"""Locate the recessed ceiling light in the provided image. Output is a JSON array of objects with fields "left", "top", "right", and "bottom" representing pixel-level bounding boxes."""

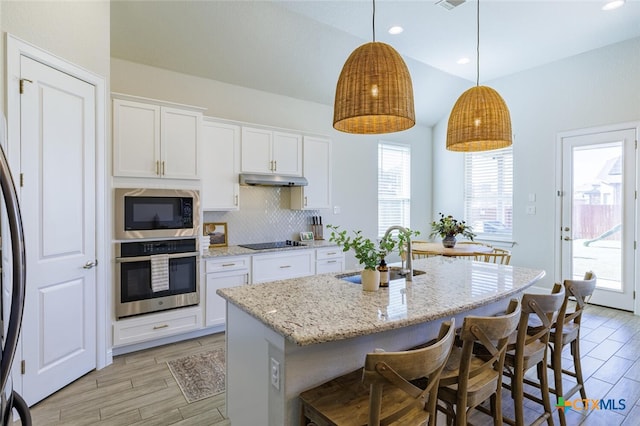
[
  {"left": 457, "top": 57, "right": 471, "bottom": 65},
  {"left": 602, "top": 0, "right": 624, "bottom": 10},
  {"left": 388, "top": 26, "right": 404, "bottom": 35}
]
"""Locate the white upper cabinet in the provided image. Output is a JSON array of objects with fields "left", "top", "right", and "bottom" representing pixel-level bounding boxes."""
[
  {"left": 113, "top": 95, "right": 203, "bottom": 179},
  {"left": 241, "top": 126, "right": 302, "bottom": 176},
  {"left": 201, "top": 119, "right": 240, "bottom": 211},
  {"left": 291, "top": 136, "right": 332, "bottom": 210}
]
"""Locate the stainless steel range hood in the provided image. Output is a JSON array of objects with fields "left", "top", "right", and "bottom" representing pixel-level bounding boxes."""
[{"left": 239, "top": 173, "right": 308, "bottom": 187}]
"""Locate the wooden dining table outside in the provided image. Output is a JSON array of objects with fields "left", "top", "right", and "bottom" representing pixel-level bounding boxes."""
[{"left": 412, "top": 241, "right": 494, "bottom": 257}]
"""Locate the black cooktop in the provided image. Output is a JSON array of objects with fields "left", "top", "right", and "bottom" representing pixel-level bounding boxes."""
[{"left": 239, "top": 240, "right": 305, "bottom": 250}]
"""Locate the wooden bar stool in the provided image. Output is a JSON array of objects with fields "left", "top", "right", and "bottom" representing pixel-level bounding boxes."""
[
  {"left": 547, "top": 272, "right": 597, "bottom": 426},
  {"left": 299, "top": 319, "right": 456, "bottom": 426},
  {"left": 501, "top": 288, "right": 565, "bottom": 426},
  {"left": 437, "top": 299, "right": 521, "bottom": 426}
]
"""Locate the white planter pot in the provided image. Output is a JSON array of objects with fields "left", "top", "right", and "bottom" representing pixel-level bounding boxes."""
[{"left": 361, "top": 269, "right": 380, "bottom": 292}]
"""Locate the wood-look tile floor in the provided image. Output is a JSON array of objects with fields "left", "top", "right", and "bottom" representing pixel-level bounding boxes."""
[
  {"left": 23, "top": 304, "right": 640, "bottom": 425},
  {"left": 24, "top": 333, "right": 229, "bottom": 426}
]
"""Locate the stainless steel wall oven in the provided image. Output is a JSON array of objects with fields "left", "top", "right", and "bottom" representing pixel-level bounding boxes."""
[{"left": 115, "top": 238, "right": 199, "bottom": 318}]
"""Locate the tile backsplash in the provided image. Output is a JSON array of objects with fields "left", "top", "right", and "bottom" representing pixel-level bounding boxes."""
[{"left": 203, "top": 186, "right": 325, "bottom": 245}]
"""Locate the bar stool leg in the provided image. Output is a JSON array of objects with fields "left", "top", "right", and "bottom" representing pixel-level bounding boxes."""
[
  {"left": 572, "top": 338, "right": 587, "bottom": 400},
  {"left": 551, "top": 345, "right": 567, "bottom": 426},
  {"left": 537, "top": 354, "right": 554, "bottom": 426},
  {"left": 513, "top": 365, "right": 524, "bottom": 426}
]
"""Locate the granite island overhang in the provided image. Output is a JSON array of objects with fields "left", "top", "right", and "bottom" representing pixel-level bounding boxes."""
[{"left": 217, "top": 256, "right": 545, "bottom": 425}]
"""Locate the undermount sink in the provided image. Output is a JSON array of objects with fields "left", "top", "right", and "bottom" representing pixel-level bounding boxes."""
[{"left": 336, "top": 268, "right": 426, "bottom": 284}]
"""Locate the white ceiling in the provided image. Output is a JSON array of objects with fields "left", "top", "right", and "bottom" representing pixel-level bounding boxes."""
[{"left": 111, "top": 0, "right": 640, "bottom": 127}]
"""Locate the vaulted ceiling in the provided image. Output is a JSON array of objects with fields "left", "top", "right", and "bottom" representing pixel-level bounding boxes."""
[{"left": 111, "top": 1, "right": 640, "bottom": 126}]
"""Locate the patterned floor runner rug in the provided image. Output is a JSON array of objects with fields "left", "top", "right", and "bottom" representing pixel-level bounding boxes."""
[{"left": 167, "top": 348, "right": 226, "bottom": 403}]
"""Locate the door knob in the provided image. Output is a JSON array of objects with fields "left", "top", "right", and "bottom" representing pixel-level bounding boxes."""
[
  {"left": 564, "top": 227, "right": 570, "bottom": 231},
  {"left": 83, "top": 260, "right": 98, "bottom": 269}
]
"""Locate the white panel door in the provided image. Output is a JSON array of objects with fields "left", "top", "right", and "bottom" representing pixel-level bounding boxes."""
[{"left": 19, "top": 55, "right": 97, "bottom": 405}]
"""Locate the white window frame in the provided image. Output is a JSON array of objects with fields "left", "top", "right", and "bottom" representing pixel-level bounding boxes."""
[
  {"left": 378, "top": 142, "right": 411, "bottom": 237},
  {"left": 464, "top": 147, "right": 513, "bottom": 242}
]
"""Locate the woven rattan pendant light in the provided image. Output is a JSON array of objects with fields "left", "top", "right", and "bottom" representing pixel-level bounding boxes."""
[
  {"left": 446, "top": 0, "right": 512, "bottom": 152},
  {"left": 333, "top": 0, "right": 415, "bottom": 134}
]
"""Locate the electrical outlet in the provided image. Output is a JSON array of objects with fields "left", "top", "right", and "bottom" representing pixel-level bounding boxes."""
[{"left": 270, "top": 357, "right": 280, "bottom": 390}]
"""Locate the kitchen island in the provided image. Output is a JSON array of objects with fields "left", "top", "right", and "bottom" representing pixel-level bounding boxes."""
[{"left": 217, "top": 256, "right": 545, "bottom": 425}]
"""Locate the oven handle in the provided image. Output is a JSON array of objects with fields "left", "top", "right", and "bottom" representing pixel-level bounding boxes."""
[{"left": 115, "top": 251, "right": 200, "bottom": 263}]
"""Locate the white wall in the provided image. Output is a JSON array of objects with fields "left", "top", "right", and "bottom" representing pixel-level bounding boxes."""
[
  {"left": 433, "top": 37, "right": 640, "bottom": 288},
  {"left": 111, "top": 59, "right": 433, "bottom": 268},
  {"left": 0, "top": 1, "right": 111, "bottom": 105}
]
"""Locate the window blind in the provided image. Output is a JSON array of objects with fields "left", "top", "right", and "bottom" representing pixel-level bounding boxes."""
[
  {"left": 378, "top": 143, "right": 411, "bottom": 237},
  {"left": 464, "top": 147, "right": 513, "bottom": 239}
]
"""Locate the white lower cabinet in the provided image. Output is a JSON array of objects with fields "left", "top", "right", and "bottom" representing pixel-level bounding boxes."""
[
  {"left": 252, "top": 250, "right": 315, "bottom": 284},
  {"left": 113, "top": 247, "right": 340, "bottom": 348},
  {"left": 113, "top": 306, "right": 202, "bottom": 347},
  {"left": 205, "top": 256, "right": 250, "bottom": 327},
  {"left": 316, "top": 247, "right": 346, "bottom": 274}
]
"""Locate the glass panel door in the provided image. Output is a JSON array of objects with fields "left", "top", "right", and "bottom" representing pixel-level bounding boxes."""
[{"left": 561, "top": 128, "right": 636, "bottom": 311}]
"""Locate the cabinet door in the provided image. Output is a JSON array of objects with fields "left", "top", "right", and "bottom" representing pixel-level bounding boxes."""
[
  {"left": 161, "top": 106, "right": 201, "bottom": 179},
  {"left": 241, "top": 127, "right": 273, "bottom": 174},
  {"left": 316, "top": 258, "right": 345, "bottom": 274},
  {"left": 252, "top": 251, "right": 314, "bottom": 284},
  {"left": 291, "top": 136, "right": 331, "bottom": 209},
  {"left": 273, "top": 131, "right": 302, "bottom": 176},
  {"left": 201, "top": 120, "right": 240, "bottom": 211},
  {"left": 205, "top": 270, "right": 249, "bottom": 327},
  {"left": 113, "top": 99, "right": 161, "bottom": 178}
]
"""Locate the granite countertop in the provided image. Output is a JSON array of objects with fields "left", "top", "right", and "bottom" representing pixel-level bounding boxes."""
[
  {"left": 201, "top": 240, "right": 339, "bottom": 258},
  {"left": 217, "top": 256, "right": 545, "bottom": 346}
]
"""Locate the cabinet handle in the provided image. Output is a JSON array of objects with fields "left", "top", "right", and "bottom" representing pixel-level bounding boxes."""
[
  {"left": 156, "top": 161, "right": 160, "bottom": 175},
  {"left": 153, "top": 324, "right": 169, "bottom": 330},
  {"left": 162, "top": 161, "right": 165, "bottom": 175},
  {"left": 327, "top": 260, "right": 337, "bottom": 264},
  {"left": 234, "top": 195, "right": 238, "bottom": 206},
  {"left": 222, "top": 263, "right": 236, "bottom": 267},
  {"left": 269, "top": 160, "right": 273, "bottom": 171},
  {"left": 326, "top": 252, "right": 337, "bottom": 256},
  {"left": 304, "top": 196, "right": 308, "bottom": 207},
  {"left": 273, "top": 160, "right": 277, "bottom": 171},
  {"left": 279, "top": 265, "right": 291, "bottom": 269}
]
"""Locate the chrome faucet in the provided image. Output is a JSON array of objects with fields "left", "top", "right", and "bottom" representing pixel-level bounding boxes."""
[{"left": 383, "top": 226, "right": 413, "bottom": 282}]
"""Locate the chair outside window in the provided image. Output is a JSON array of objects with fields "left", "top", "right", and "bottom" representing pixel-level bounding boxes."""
[
  {"left": 299, "top": 319, "right": 456, "bottom": 426},
  {"left": 437, "top": 299, "right": 521, "bottom": 426},
  {"left": 501, "top": 288, "right": 565, "bottom": 426},
  {"left": 547, "top": 272, "right": 597, "bottom": 426}
]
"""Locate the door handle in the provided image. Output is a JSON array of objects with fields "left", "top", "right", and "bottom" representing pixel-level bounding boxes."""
[
  {"left": 83, "top": 260, "right": 98, "bottom": 269},
  {"left": 563, "top": 237, "right": 572, "bottom": 241}
]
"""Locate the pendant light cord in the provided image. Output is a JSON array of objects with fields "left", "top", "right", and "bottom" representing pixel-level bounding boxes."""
[
  {"left": 476, "top": 0, "right": 480, "bottom": 86},
  {"left": 372, "top": 0, "right": 376, "bottom": 42}
]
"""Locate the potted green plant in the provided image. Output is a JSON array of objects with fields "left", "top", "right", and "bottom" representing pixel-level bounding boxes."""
[
  {"left": 430, "top": 213, "right": 476, "bottom": 248},
  {"left": 327, "top": 225, "right": 397, "bottom": 291}
]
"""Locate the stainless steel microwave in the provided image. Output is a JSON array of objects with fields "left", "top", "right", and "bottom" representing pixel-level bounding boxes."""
[{"left": 114, "top": 188, "right": 200, "bottom": 240}]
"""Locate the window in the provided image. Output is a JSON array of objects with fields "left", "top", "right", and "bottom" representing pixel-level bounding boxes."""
[
  {"left": 464, "top": 147, "right": 513, "bottom": 240},
  {"left": 378, "top": 142, "right": 411, "bottom": 236}
]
